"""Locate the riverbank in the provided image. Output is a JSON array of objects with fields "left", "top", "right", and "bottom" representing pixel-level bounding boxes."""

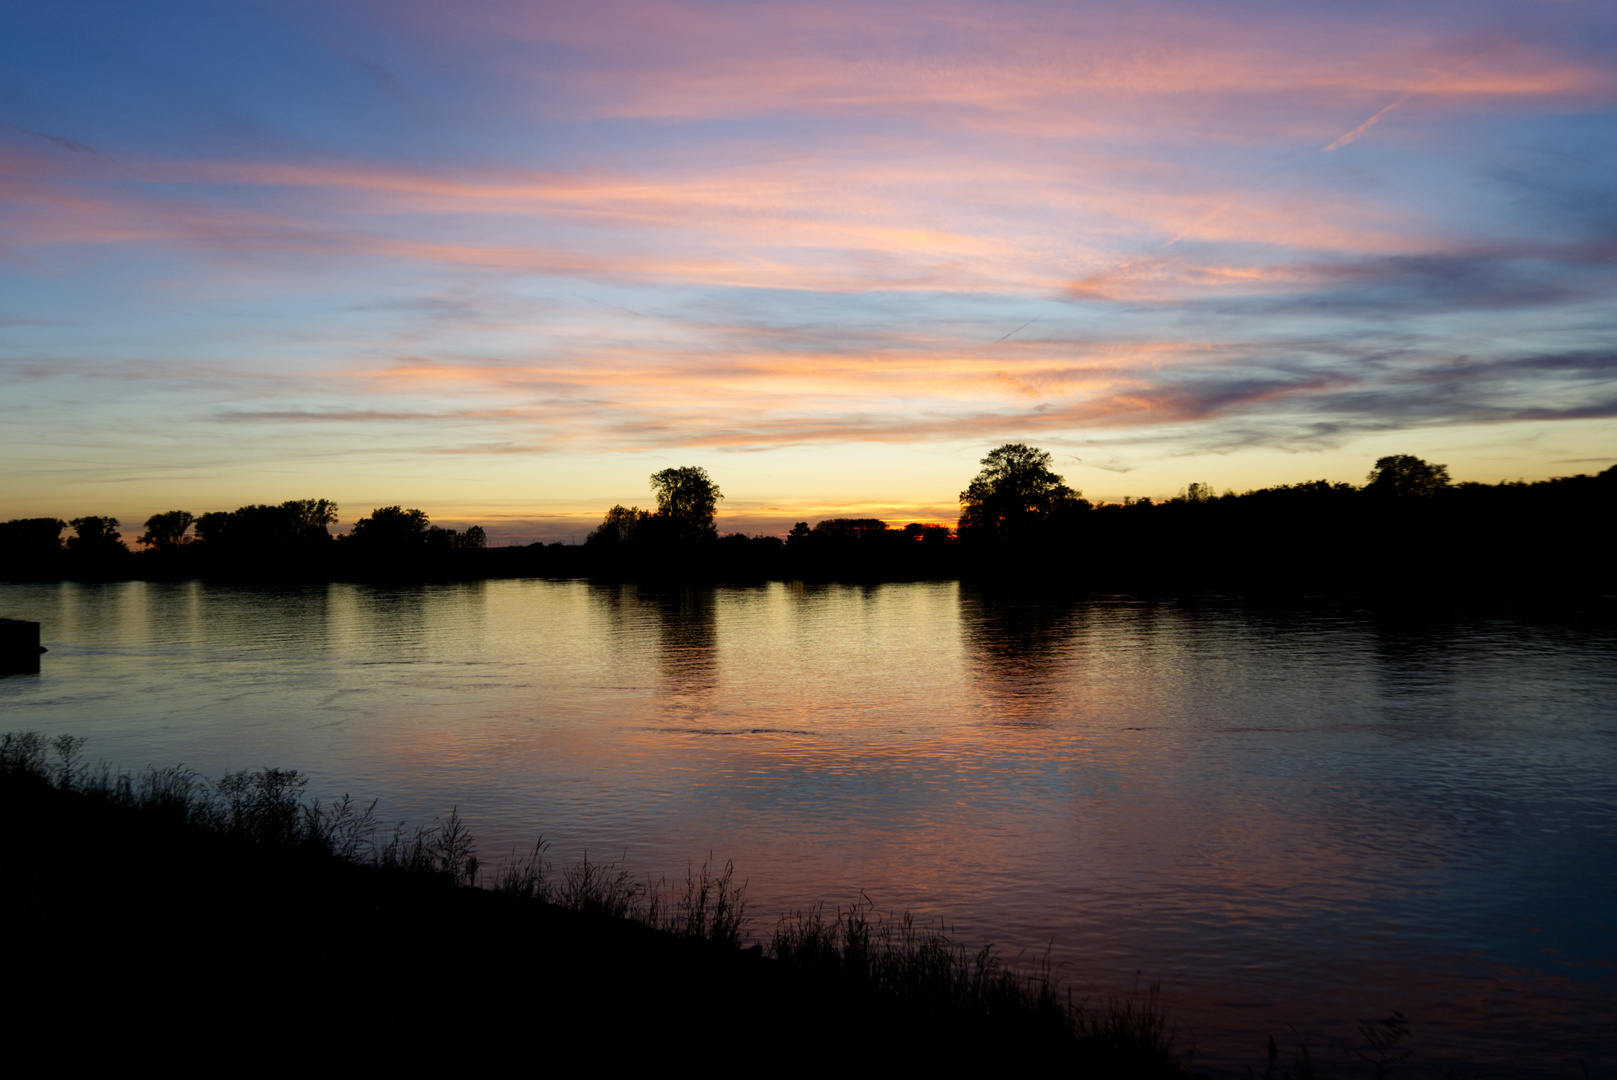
[
  {"left": 1, "top": 734, "right": 1187, "bottom": 1073},
  {"left": 5, "top": 461, "right": 1613, "bottom": 595}
]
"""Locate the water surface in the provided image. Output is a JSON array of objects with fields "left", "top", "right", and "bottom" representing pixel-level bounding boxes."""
[{"left": 2, "top": 579, "right": 1613, "bottom": 1075}]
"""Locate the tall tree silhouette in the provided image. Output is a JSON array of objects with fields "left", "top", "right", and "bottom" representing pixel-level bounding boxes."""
[
  {"left": 138, "top": 510, "right": 195, "bottom": 549},
  {"left": 648, "top": 466, "right": 723, "bottom": 544},
  {"left": 1366, "top": 455, "right": 1451, "bottom": 499},
  {"left": 958, "top": 444, "right": 1083, "bottom": 543},
  {"left": 66, "top": 516, "right": 123, "bottom": 554},
  {"left": 349, "top": 506, "right": 430, "bottom": 551}
]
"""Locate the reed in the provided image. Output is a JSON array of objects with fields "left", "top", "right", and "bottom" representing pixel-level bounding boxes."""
[
  {"left": 2, "top": 731, "right": 767, "bottom": 951},
  {"left": 2, "top": 730, "right": 1524, "bottom": 1075},
  {"left": 770, "top": 896, "right": 1184, "bottom": 1075},
  {"left": 2, "top": 729, "right": 1183, "bottom": 1072}
]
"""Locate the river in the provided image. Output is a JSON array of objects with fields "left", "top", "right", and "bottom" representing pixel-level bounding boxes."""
[{"left": 1, "top": 579, "right": 1613, "bottom": 1075}]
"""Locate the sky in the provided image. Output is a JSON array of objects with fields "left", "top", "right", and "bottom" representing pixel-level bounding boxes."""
[{"left": 2, "top": 0, "right": 1614, "bottom": 542}]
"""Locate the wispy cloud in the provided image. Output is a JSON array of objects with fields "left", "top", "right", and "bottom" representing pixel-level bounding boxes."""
[{"left": 2, "top": 0, "right": 1615, "bottom": 518}]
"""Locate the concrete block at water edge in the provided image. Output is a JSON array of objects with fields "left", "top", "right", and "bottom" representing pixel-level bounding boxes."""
[{"left": 0, "top": 618, "right": 43, "bottom": 675}]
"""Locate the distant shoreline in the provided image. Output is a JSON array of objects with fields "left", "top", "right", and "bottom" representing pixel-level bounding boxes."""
[
  {"left": 0, "top": 541, "right": 1612, "bottom": 599},
  {"left": 4, "top": 458, "right": 1613, "bottom": 595}
]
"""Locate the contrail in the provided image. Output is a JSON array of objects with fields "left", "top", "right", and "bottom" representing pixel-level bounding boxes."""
[
  {"left": 993, "top": 319, "right": 1036, "bottom": 344},
  {"left": 1324, "top": 93, "right": 1411, "bottom": 152},
  {"left": 1166, "top": 202, "right": 1232, "bottom": 246},
  {"left": 1323, "top": 52, "right": 1481, "bottom": 153}
]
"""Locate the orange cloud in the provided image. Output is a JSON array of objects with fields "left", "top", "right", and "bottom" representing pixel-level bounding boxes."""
[{"left": 2, "top": 136, "right": 1434, "bottom": 307}]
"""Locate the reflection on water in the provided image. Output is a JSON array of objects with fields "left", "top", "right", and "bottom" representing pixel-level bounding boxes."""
[
  {"left": 959, "top": 587, "right": 1083, "bottom": 724},
  {"left": 588, "top": 583, "right": 720, "bottom": 703},
  {"left": 647, "top": 586, "right": 719, "bottom": 698},
  {"left": 1, "top": 579, "right": 1614, "bottom": 1077}
]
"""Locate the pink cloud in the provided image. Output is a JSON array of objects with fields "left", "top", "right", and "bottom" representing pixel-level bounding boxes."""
[
  {"left": 434, "top": 1, "right": 1617, "bottom": 135},
  {"left": 2, "top": 133, "right": 1434, "bottom": 306}
]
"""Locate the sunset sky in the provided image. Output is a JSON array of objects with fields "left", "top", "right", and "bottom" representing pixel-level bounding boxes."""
[{"left": 3, "top": 0, "right": 1614, "bottom": 541}]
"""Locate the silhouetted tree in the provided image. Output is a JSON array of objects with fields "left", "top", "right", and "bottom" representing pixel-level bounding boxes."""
[
  {"left": 426, "top": 524, "right": 488, "bottom": 551},
  {"left": 786, "top": 522, "right": 812, "bottom": 547},
  {"left": 1176, "top": 482, "right": 1215, "bottom": 505},
  {"left": 812, "top": 518, "right": 888, "bottom": 542},
  {"left": 958, "top": 444, "right": 1083, "bottom": 543},
  {"left": 0, "top": 518, "right": 67, "bottom": 577},
  {"left": 900, "top": 522, "right": 952, "bottom": 543},
  {"left": 138, "top": 510, "right": 195, "bottom": 549},
  {"left": 586, "top": 505, "right": 650, "bottom": 547},
  {"left": 349, "top": 506, "right": 430, "bottom": 551},
  {"left": 0, "top": 518, "right": 66, "bottom": 558},
  {"left": 194, "top": 499, "right": 338, "bottom": 553},
  {"left": 1366, "top": 455, "right": 1451, "bottom": 499},
  {"left": 66, "top": 516, "right": 123, "bottom": 554},
  {"left": 281, "top": 498, "right": 340, "bottom": 538},
  {"left": 194, "top": 511, "right": 228, "bottom": 544},
  {"left": 648, "top": 466, "right": 723, "bottom": 544}
]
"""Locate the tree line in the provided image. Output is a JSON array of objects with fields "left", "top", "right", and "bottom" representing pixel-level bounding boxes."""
[
  {"left": 935, "top": 445, "right": 1615, "bottom": 594},
  {"left": 2, "top": 448, "right": 1612, "bottom": 593},
  {"left": 0, "top": 500, "right": 485, "bottom": 581},
  {"left": 551, "top": 447, "right": 1614, "bottom": 593}
]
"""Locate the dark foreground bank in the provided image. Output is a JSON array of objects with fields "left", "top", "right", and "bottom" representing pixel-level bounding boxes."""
[{"left": 1, "top": 733, "right": 1186, "bottom": 1074}]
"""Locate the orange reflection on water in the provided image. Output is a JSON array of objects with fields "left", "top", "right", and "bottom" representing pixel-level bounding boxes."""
[{"left": 3, "top": 579, "right": 1613, "bottom": 1075}]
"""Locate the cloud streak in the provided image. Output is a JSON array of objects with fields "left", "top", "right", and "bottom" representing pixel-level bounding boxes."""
[{"left": 1324, "top": 94, "right": 1412, "bottom": 151}]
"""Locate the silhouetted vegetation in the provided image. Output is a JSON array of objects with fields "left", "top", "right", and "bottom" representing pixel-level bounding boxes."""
[
  {"left": 0, "top": 517, "right": 72, "bottom": 573},
  {"left": 1054, "top": 454, "right": 1616, "bottom": 596},
  {"left": 582, "top": 465, "right": 731, "bottom": 573},
  {"left": 136, "top": 509, "right": 195, "bottom": 550},
  {"left": 958, "top": 441, "right": 1089, "bottom": 546},
  {"left": 2, "top": 730, "right": 1191, "bottom": 1072},
  {"left": 2, "top": 451, "right": 1611, "bottom": 593},
  {"left": 649, "top": 464, "right": 723, "bottom": 545},
  {"left": 770, "top": 899, "right": 1183, "bottom": 1076},
  {"left": 570, "top": 469, "right": 956, "bottom": 579},
  {"left": 1, "top": 498, "right": 487, "bottom": 582},
  {"left": 538, "top": 450, "right": 1615, "bottom": 594},
  {"left": 1365, "top": 454, "right": 1452, "bottom": 501},
  {"left": 4, "top": 729, "right": 1516, "bottom": 1073}
]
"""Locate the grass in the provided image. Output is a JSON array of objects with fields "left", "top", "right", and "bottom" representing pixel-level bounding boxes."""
[
  {"left": 7, "top": 729, "right": 1527, "bottom": 1075},
  {"left": 0, "top": 729, "right": 1192, "bottom": 1071},
  {"left": 770, "top": 897, "right": 1183, "bottom": 1075},
  {"left": 2, "top": 731, "right": 750, "bottom": 942}
]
